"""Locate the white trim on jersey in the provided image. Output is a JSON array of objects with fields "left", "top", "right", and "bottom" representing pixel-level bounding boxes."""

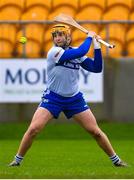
[{"left": 47, "top": 46, "right": 65, "bottom": 63}]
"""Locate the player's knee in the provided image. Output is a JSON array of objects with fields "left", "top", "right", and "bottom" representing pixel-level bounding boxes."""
[
  {"left": 90, "top": 129, "right": 102, "bottom": 139},
  {"left": 27, "top": 127, "right": 41, "bottom": 138}
]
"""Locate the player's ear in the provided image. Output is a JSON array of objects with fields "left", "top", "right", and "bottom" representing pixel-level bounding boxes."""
[{"left": 66, "top": 35, "right": 72, "bottom": 46}]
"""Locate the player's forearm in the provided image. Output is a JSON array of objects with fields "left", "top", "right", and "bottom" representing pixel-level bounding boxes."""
[
  {"left": 81, "top": 49, "right": 102, "bottom": 73},
  {"left": 59, "top": 37, "right": 92, "bottom": 62}
]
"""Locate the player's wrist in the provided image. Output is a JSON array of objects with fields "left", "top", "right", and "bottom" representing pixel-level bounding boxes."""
[
  {"left": 93, "top": 37, "right": 101, "bottom": 49},
  {"left": 87, "top": 31, "right": 96, "bottom": 38}
]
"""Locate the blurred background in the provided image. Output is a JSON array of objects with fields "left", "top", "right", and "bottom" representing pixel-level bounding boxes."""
[{"left": 0, "top": 0, "right": 134, "bottom": 122}]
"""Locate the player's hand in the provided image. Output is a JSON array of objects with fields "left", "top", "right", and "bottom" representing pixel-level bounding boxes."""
[
  {"left": 95, "top": 35, "right": 101, "bottom": 41},
  {"left": 93, "top": 35, "right": 101, "bottom": 49},
  {"left": 87, "top": 31, "right": 96, "bottom": 38}
]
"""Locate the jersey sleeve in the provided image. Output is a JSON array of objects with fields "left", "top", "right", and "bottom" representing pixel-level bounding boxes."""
[
  {"left": 79, "top": 56, "right": 88, "bottom": 63},
  {"left": 80, "top": 49, "right": 102, "bottom": 73},
  {"left": 47, "top": 47, "right": 65, "bottom": 63},
  {"left": 59, "top": 37, "right": 92, "bottom": 62}
]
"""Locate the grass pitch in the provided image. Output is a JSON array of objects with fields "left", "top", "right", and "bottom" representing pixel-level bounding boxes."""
[{"left": 0, "top": 121, "right": 134, "bottom": 178}]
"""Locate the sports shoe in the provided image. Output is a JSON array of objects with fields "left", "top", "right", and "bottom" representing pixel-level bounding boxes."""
[
  {"left": 8, "top": 160, "right": 20, "bottom": 167},
  {"left": 114, "top": 160, "right": 128, "bottom": 167}
]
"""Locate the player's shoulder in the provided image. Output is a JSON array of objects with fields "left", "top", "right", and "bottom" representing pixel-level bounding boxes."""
[
  {"left": 47, "top": 46, "right": 63, "bottom": 56},
  {"left": 47, "top": 46, "right": 65, "bottom": 60}
]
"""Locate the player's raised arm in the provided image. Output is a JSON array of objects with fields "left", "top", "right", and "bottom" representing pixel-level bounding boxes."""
[
  {"left": 59, "top": 31, "right": 96, "bottom": 62},
  {"left": 80, "top": 37, "right": 103, "bottom": 73}
]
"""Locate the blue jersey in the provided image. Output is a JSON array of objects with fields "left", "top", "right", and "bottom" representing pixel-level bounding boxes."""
[
  {"left": 46, "top": 46, "right": 87, "bottom": 97},
  {"left": 46, "top": 37, "right": 102, "bottom": 97}
]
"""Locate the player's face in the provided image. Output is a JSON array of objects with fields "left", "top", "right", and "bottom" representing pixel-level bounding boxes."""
[{"left": 53, "top": 32, "right": 67, "bottom": 47}]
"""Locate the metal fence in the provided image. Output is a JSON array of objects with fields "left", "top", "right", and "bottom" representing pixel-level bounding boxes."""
[{"left": 0, "top": 20, "right": 134, "bottom": 58}]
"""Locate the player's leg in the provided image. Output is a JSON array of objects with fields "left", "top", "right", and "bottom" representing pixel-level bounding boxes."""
[
  {"left": 18, "top": 107, "right": 52, "bottom": 156},
  {"left": 73, "top": 109, "right": 115, "bottom": 156},
  {"left": 73, "top": 109, "right": 127, "bottom": 166},
  {"left": 9, "top": 107, "right": 53, "bottom": 166}
]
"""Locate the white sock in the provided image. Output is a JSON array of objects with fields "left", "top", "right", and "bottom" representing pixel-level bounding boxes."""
[
  {"left": 110, "top": 154, "right": 121, "bottom": 164},
  {"left": 15, "top": 154, "right": 23, "bottom": 164}
]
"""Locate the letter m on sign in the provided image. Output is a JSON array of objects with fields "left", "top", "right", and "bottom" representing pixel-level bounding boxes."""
[{"left": 5, "top": 69, "right": 22, "bottom": 84}]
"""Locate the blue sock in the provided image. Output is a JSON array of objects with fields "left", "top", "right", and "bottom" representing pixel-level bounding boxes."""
[
  {"left": 15, "top": 154, "right": 23, "bottom": 164},
  {"left": 110, "top": 154, "right": 121, "bottom": 164}
]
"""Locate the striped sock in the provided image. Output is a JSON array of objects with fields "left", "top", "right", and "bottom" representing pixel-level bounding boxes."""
[
  {"left": 110, "top": 154, "right": 121, "bottom": 165},
  {"left": 15, "top": 154, "right": 23, "bottom": 164}
]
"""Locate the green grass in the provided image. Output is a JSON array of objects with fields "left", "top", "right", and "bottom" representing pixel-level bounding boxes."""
[{"left": 0, "top": 122, "right": 134, "bottom": 178}]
